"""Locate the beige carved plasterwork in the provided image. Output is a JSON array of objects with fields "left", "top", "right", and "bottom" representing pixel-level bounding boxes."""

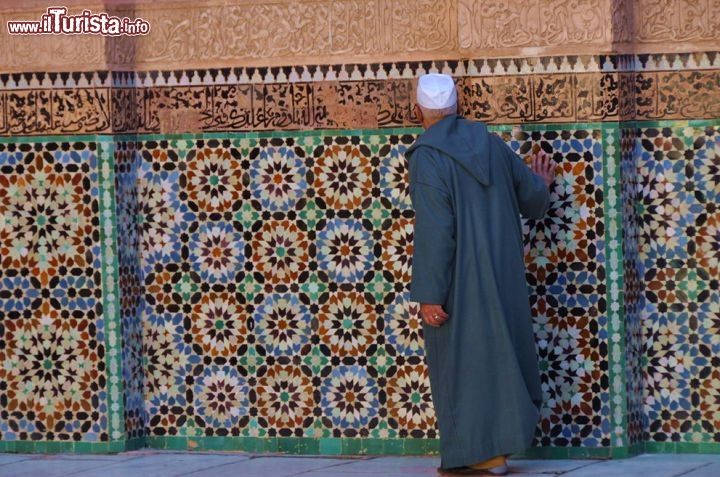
[
  {"left": 329, "top": 1, "right": 383, "bottom": 54},
  {"left": 458, "top": 0, "right": 611, "bottom": 50},
  {"left": 0, "top": 12, "right": 8, "bottom": 67},
  {"left": 129, "top": 2, "right": 336, "bottom": 66},
  {"left": 1, "top": 0, "right": 720, "bottom": 73},
  {"left": 105, "top": 7, "right": 137, "bottom": 67},
  {"left": 126, "top": 0, "right": 456, "bottom": 69},
  {"left": 2, "top": 7, "right": 106, "bottom": 72},
  {"left": 635, "top": 0, "right": 718, "bottom": 42},
  {"left": 711, "top": 0, "right": 720, "bottom": 33},
  {"left": 389, "top": 0, "right": 457, "bottom": 52},
  {"left": 611, "top": 0, "right": 634, "bottom": 44}
]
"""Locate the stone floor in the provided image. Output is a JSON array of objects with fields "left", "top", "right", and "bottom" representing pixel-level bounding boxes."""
[{"left": 2, "top": 451, "right": 720, "bottom": 477}]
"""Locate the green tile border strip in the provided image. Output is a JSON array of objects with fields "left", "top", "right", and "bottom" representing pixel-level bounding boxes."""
[
  {"left": 622, "top": 119, "right": 720, "bottom": 129},
  {"left": 643, "top": 442, "right": 720, "bottom": 454},
  {"left": 3, "top": 438, "right": 719, "bottom": 457},
  {"left": 140, "top": 437, "right": 720, "bottom": 458},
  {"left": 97, "top": 138, "right": 126, "bottom": 442},
  {"left": 145, "top": 437, "right": 439, "bottom": 455},
  {"left": 601, "top": 123, "right": 629, "bottom": 448},
  {"left": 0, "top": 438, "right": 145, "bottom": 454}
]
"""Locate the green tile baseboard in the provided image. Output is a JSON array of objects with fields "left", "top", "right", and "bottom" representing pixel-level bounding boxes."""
[
  {"left": 2, "top": 437, "right": 719, "bottom": 456},
  {"left": 643, "top": 442, "right": 720, "bottom": 455},
  {"left": 144, "top": 437, "right": 440, "bottom": 456},
  {"left": 0, "top": 439, "right": 147, "bottom": 454}
]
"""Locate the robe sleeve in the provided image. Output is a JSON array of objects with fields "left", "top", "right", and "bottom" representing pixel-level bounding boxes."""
[
  {"left": 408, "top": 147, "right": 456, "bottom": 305},
  {"left": 495, "top": 136, "right": 551, "bottom": 219}
]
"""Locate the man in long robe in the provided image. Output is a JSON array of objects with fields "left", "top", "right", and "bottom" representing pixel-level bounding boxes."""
[{"left": 406, "top": 74, "right": 555, "bottom": 475}]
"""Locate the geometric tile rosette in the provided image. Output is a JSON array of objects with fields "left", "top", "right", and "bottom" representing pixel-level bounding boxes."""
[
  {"left": 0, "top": 141, "right": 107, "bottom": 441},
  {"left": 193, "top": 365, "right": 249, "bottom": 434},
  {"left": 312, "top": 139, "right": 373, "bottom": 211},
  {"left": 256, "top": 360, "right": 313, "bottom": 437},
  {"left": 637, "top": 125, "right": 720, "bottom": 444},
  {"left": 384, "top": 292, "right": 423, "bottom": 357},
  {"left": 507, "top": 129, "right": 610, "bottom": 447},
  {"left": 254, "top": 293, "right": 311, "bottom": 356},
  {"left": 320, "top": 365, "right": 380, "bottom": 437}
]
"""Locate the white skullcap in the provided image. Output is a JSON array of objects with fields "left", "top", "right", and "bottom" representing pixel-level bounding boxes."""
[{"left": 416, "top": 73, "right": 457, "bottom": 110}]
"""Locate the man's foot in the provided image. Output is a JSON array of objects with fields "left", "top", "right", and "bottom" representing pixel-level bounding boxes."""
[
  {"left": 437, "top": 463, "right": 508, "bottom": 476},
  {"left": 469, "top": 455, "right": 507, "bottom": 475}
]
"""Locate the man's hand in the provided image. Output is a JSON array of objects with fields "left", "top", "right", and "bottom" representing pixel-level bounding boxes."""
[
  {"left": 420, "top": 303, "right": 449, "bottom": 328},
  {"left": 531, "top": 151, "right": 556, "bottom": 187}
]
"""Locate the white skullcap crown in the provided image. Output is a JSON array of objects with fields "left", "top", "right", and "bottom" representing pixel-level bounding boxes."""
[{"left": 416, "top": 73, "right": 457, "bottom": 110}]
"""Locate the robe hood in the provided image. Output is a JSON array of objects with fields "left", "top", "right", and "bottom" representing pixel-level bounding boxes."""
[{"left": 406, "top": 115, "right": 491, "bottom": 186}]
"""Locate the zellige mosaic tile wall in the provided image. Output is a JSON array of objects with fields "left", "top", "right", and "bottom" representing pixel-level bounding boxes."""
[
  {"left": 0, "top": 139, "right": 115, "bottom": 445},
  {"left": 621, "top": 127, "right": 648, "bottom": 447},
  {"left": 116, "top": 139, "right": 146, "bottom": 442},
  {"left": 0, "top": 55, "right": 719, "bottom": 456},
  {"left": 636, "top": 124, "right": 720, "bottom": 446}
]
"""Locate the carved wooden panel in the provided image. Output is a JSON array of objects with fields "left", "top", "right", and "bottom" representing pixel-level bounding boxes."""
[
  {"left": 0, "top": 88, "right": 111, "bottom": 135},
  {"left": 617, "top": 72, "right": 636, "bottom": 120},
  {"left": 575, "top": 73, "right": 620, "bottom": 121},
  {"left": 2, "top": 65, "right": 719, "bottom": 136},
  {"left": 636, "top": 70, "right": 720, "bottom": 119},
  {"left": 52, "top": 88, "right": 111, "bottom": 133}
]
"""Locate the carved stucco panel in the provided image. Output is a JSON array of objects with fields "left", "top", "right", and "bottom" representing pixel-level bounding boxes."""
[
  {"left": 674, "top": 0, "right": 710, "bottom": 40},
  {"left": 132, "top": 6, "right": 201, "bottom": 64},
  {"left": 390, "top": 0, "right": 457, "bottom": 52},
  {"left": 458, "top": 0, "right": 611, "bottom": 50},
  {"left": 133, "top": 2, "right": 335, "bottom": 64},
  {"left": 3, "top": 9, "right": 105, "bottom": 71},
  {"left": 234, "top": 2, "right": 332, "bottom": 57},
  {"left": 0, "top": 12, "right": 8, "bottom": 67},
  {"left": 329, "top": 0, "right": 382, "bottom": 54},
  {"left": 711, "top": 0, "right": 720, "bottom": 32},
  {"left": 105, "top": 7, "right": 137, "bottom": 67},
  {"left": 611, "top": 0, "right": 635, "bottom": 44},
  {"left": 635, "top": 0, "right": 717, "bottom": 42}
]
